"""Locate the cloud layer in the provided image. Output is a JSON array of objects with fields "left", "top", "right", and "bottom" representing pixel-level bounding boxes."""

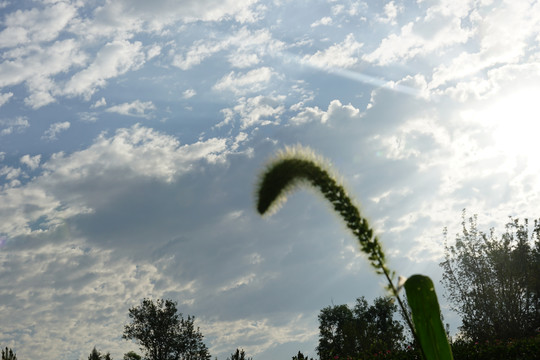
[{"left": 1, "top": 1, "right": 540, "bottom": 360}]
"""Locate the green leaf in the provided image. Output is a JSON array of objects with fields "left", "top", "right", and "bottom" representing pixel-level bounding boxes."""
[{"left": 404, "top": 275, "right": 453, "bottom": 360}]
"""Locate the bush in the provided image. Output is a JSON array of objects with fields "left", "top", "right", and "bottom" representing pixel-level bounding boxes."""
[{"left": 451, "top": 333, "right": 540, "bottom": 360}]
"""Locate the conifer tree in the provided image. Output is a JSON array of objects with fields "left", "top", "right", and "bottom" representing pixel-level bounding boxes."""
[
  {"left": 1, "top": 347, "right": 17, "bottom": 360},
  {"left": 226, "top": 348, "right": 252, "bottom": 360}
]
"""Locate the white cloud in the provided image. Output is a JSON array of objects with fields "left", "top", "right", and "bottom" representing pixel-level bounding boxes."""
[
  {"left": 363, "top": 19, "right": 471, "bottom": 66},
  {"left": 291, "top": 99, "right": 362, "bottom": 124},
  {"left": 363, "top": 0, "right": 540, "bottom": 105},
  {"left": 173, "top": 27, "right": 284, "bottom": 70},
  {"left": 0, "top": 242, "right": 172, "bottom": 360},
  {"left": 348, "top": 1, "right": 367, "bottom": 16},
  {"left": 356, "top": 81, "right": 540, "bottom": 262},
  {"left": 302, "top": 33, "right": 363, "bottom": 69},
  {"left": 219, "top": 273, "right": 256, "bottom": 292},
  {"left": 228, "top": 53, "right": 260, "bottom": 68},
  {"left": 440, "top": 62, "right": 540, "bottom": 102},
  {"left": 173, "top": 40, "right": 227, "bottom": 70},
  {"left": 182, "top": 89, "right": 197, "bottom": 99},
  {"left": 92, "top": 97, "right": 107, "bottom": 108},
  {"left": 219, "top": 95, "right": 285, "bottom": 129},
  {"left": 106, "top": 100, "right": 156, "bottom": 118},
  {"left": 64, "top": 0, "right": 261, "bottom": 42},
  {"left": 181, "top": 0, "right": 260, "bottom": 22},
  {"left": 325, "top": 99, "right": 362, "bottom": 123},
  {"left": 331, "top": 4, "right": 345, "bottom": 15},
  {"left": 0, "top": 116, "right": 29, "bottom": 136},
  {"left": 79, "top": 112, "right": 99, "bottom": 122},
  {"left": 289, "top": 105, "right": 325, "bottom": 124},
  {"left": 0, "top": 92, "right": 13, "bottom": 107},
  {"left": 423, "top": 0, "right": 477, "bottom": 20},
  {"left": 42, "top": 121, "right": 70, "bottom": 141},
  {"left": 88, "top": 0, "right": 261, "bottom": 34},
  {"left": 24, "top": 75, "right": 57, "bottom": 108},
  {"left": 0, "top": 165, "right": 21, "bottom": 180},
  {"left": 225, "top": 27, "right": 284, "bottom": 68},
  {"left": 205, "top": 315, "right": 317, "bottom": 359},
  {"left": 0, "top": 39, "right": 87, "bottom": 106},
  {"left": 428, "top": 1, "right": 540, "bottom": 92},
  {"left": 231, "top": 132, "right": 248, "bottom": 151},
  {"left": 232, "top": 1, "right": 267, "bottom": 23},
  {"left": 310, "top": 16, "right": 332, "bottom": 27},
  {"left": 0, "top": 26, "right": 28, "bottom": 49},
  {"left": 377, "top": 1, "right": 402, "bottom": 24},
  {"left": 64, "top": 40, "right": 145, "bottom": 100},
  {"left": 147, "top": 44, "right": 162, "bottom": 59},
  {"left": 377, "top": 117, "right": 451, "bottom": 163},
  {"left": 0, "top": 2, "right": 77, "bottom": 48},
  {"left": 213, "top": 67, "right": 275, "bottom": 95},
  {"left": 0, "top": 124, "right": 230, "bottom": 238},
  {"left": 44, "top": 124, "right": 228, "bottom": 183},
  {"left": 20, "top": 154, "right": 42, "bottom": 170}
]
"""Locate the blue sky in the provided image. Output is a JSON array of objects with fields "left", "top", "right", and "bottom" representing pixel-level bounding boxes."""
[{"left": 1, "top": 0, "right": 540, "bottom": 359}]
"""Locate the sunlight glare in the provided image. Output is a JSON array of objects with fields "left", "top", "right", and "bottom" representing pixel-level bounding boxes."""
[{"left": 481, "top": 87, "right": 540, "bottom": 168}]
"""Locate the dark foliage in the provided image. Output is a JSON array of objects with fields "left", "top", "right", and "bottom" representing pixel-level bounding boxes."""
[
  {"left": 123, "top": 298, "right": 211, "bottom": 360},
  {"left": 88, "top": 347, "right": 112, "bottom": 360},
  {"left": 440, "top": 212, "right": 540, "bottom": 342},
  {"left": 317, "top": 296, "right": 405, "bottom": 359},
  {"left": 291, "top": 351, "right": 314, "bottom": 360},
  {"left": 226, "top": 348, "right": 252, "bottom": 360},
  {"left": 123, "top": 351, "right": 142, "bottom": 360},
  {"left": 308, "top": 333, "right": 540, "bottom": 359},
  {"left": 450, "top": 333, "right": 540, "bottom": 360},
  {"left": 1, "top": 348, "right": 17, "bottom": 360}
]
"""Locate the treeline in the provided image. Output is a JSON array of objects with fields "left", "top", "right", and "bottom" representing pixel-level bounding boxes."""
[
  {"left": 123, "top": 215, "right": 539, "bottom": 359},
  {"left": 3, "top": 215, "right": 540, "bottom": 360}
]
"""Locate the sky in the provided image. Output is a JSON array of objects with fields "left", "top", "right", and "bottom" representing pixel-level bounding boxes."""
[{"left": 1, "top": 0, "right": 540, "bottom": 359}]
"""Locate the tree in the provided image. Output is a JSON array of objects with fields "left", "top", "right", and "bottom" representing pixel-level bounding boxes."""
[
  {"left": 317, "top": 296, "right": 405, "bottom": 359},
  {"left": 317, "top": 304, "right": 356, "bottom": 359},
  {"left": 440, "top": 212, "right": 540, "bottom": 342},
  {"left": 226, "top": 349, "right": 252, "bottom": 360},
  {"left": 291, "top": 351, "right": 314, "bottom": 360},
  {"left": 89, "top": 347, "right": 101, "bottom": 360},
  {"left": 1, "top": 348, "right": 16, "bottom": 360},
  {"left": 123, "top": 298, "right": 211, "bottom": 360},
  {"left": 88, "top": 347, "right": 112, "bottom": 360},
  {"left": 123, "top": 351, "right": 142, "bottom": 360},
  {"left": 353, "top": 296, "right": 406, "bottom": 354}
]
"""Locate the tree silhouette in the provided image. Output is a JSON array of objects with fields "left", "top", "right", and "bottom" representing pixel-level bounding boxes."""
[
  {"left": 123, "top": 298, "right": 210, "bottom": 360},
  {"left": 1, "top": 348, "right": 16, "bottom": 360},
  {"left": 317, "top": 296, "right": 405, "bottom": 359},
  {"left": 123, "top": 351, "right": 142, "bottom": 360},
  {"left": 441, "top": 212, "right": 540, "bottom": 341},
  {"left": 88, "top": 347, "right": 112, "bottom": 360},
  {"left": 226, "top": 348, "right": 252, "bottom": 360}
]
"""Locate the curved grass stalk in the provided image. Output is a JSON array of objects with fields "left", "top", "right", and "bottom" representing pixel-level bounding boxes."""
[
  {"left": 256, "top": 146, "right": 455, "bottom": 360},
  {"left": 255, "top": 146, "right": 417, "bottom": 344}
]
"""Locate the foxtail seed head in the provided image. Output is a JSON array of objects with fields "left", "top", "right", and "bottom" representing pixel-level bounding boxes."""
[{"left": 256, "top": 145, "right": 388, "bottom": 273}]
